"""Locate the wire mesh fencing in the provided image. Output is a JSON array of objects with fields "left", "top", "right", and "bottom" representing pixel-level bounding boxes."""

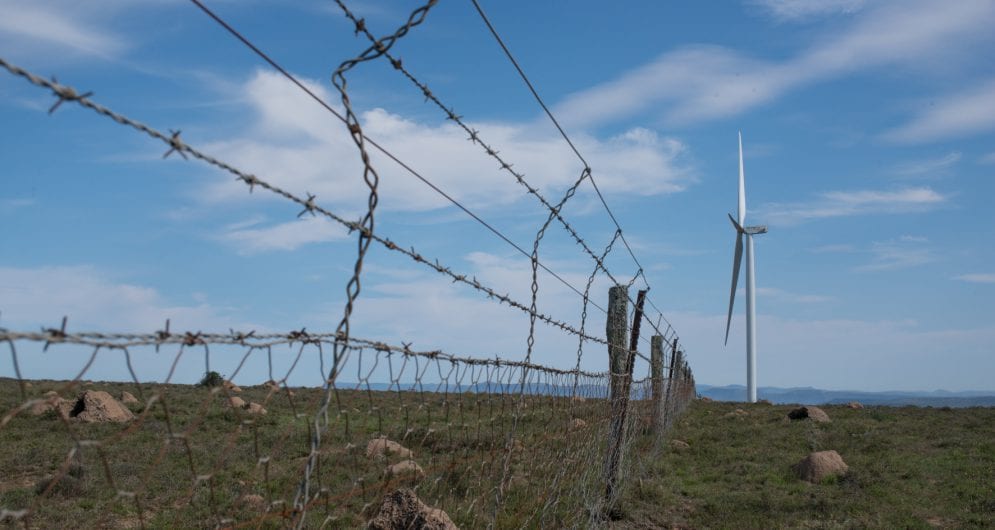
[
  {"left": 1, "top": 327, "right": 693, "bottom": 528},
  {"left": 0, "top": 1, "right": 697, "bottom": 527}
]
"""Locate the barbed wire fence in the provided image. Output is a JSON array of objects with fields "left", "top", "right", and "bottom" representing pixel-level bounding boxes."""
[{"left": 0, "top": 1, "right": 696, "bottom": 528}]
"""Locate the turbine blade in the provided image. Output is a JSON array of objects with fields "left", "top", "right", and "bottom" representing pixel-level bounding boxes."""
[
  {"left": 724, "top": 231, "right": 744, "bottom": 345},
  {"left": 728, "top": 212, "right": 744, "bottom": 233},
  {"left": 738, "top": 131, "right": 746, "bottom": 226}
]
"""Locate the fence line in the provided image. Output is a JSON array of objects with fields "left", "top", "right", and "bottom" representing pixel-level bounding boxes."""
[{"left": 0, "top": 2, "right": 697, "bottom": 525}]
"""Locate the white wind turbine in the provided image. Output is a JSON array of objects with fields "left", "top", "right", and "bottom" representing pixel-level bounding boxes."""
[{"left": 724, "top": 132, "right": 767, "bottom": 403}]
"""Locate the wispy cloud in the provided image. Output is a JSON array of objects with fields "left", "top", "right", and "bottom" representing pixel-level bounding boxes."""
[
  {"left": 555, "top": 0, "right": 995, "bottom": 128},
  {"left": 754, "top": 287, "right": 833, "bottom": 303},
  {"left": 810, "top": 243, "right": 857, "bottom": 253},
  {"left": 750, "top": 0, "right": 866, "bottom": 21},
  {"left": 953, "top": 273, "right": 995, "bottom": 284},
  {"left": 892, "top": 152, "right": 961, "bottom": 178},
  {"left": 0, "top": 197, "right": 36, "bottom": 213},
  {"left": 0, "top": 265, "right": 250, "bottom": 332},
  {"left": 0, "top": 3, "right": 128, "bottom": 58},
  {"left": 759, "top": 187, "right": 947, "bottom": 225},
  {"left": 220, "top": 215, "right": 348, "bottom": 254},
  {"left": 855, "top": 238, "right": 936, "bottom": 272},
  {"left": 884, "top": 78, "right": 995, "bottom": 143}
]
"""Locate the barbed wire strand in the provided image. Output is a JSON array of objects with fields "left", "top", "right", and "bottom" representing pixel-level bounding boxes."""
[
  {"left": 468, "top": 0, "right": 681, "bottom": 340},
  {"left": 0, "top": 56, "right": 613, "bottom": 351},
  {"left": 186, "top": 0, "right": 607, "bottom": 317}
]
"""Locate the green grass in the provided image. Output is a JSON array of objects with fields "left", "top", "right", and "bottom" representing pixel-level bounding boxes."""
[
  {"left": 614, "top": 400, "right": 995, "bottom": 529},
  {"left": 0, "top": 378, "right": 636, "bottom": 528}
]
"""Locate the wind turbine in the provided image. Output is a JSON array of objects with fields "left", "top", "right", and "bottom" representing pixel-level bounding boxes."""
[{"left": 724, "top": 132, "right": 767, "bottom": 403}]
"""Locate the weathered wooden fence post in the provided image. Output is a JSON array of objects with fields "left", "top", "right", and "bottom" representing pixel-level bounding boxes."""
[
  {"left": 663, "top": 338, "right": 677, "bottom": 427},
  {"left": 650, "top": 335, "right": 664, "bottom": 434},
  {"left": 603, "top": 285, "right": 628, "bottom": 512}
]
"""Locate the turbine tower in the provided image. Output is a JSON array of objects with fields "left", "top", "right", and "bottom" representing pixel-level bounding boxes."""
[{"left": 724, "top": 132, "right": 767, "bottom": 403}]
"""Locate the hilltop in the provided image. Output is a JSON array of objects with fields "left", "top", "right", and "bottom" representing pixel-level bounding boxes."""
[{"left": 698, "top": 384, "right": 995, "bottom": 408}]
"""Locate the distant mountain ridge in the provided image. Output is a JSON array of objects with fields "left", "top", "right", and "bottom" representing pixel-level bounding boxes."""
[{"left": 697, "top": 384, "right": 995, "bottom": 407}]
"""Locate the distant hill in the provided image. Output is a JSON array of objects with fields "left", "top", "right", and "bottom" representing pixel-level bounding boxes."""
[{"left": 697, "top": 384, "right": 995, "bottom": 407}]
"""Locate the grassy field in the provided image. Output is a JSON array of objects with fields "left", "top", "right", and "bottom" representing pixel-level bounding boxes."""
[
  {"left": 616, "top": 399, "right": 995, "bottom": 529},
  {"left": 0, "top": 377, "right": 661, "bottom": 529}
]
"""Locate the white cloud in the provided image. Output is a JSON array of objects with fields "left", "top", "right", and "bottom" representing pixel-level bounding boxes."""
[
  {"left": 0, "top": 265, "right": 250, "bottom": 332},
  {"left": 893, "top": 152, "right": 961, "bottom": 178},
  {"left": 0, "top": 198, "right": 36, "bottom": 213},
  {"left": 855, "top": 239, "right": 936, "bottom": 272},
  {"left": 200, "top": 70, "right": 695, "bottom": 215},
  {"left": 0, "top": 2, "right": 128, "bottom": 58},
  {"left": 810, "top": 243, "right": 857, "bottom": 253},
  {"left": 953, "top": 273, "right": 995, "bottom": 284},
  {"left": 555, "top": 0, "right": 995, "bottom": 128},
  {"left": 754, "top": 287, "right": 833, "bottom": 303},
  {"left": 884, "top": 78, "right": 995, "bottom": 143},
  {"left": 751, "top": 0, "right": 866, "bottom": 21},
  {"left": 759, "top": 186, "right": 947, "bottom": 225},
  {"left": 220, "top": 215, "right": 348, "bottom": 254}
]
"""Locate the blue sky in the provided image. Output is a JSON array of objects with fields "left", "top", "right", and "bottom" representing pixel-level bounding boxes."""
[{"left": 1, "top": 0, "right": 993, "bottom": 392}]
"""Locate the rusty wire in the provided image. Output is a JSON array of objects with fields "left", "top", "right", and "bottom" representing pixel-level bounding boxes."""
[
  {"left": 0, "top": 3, "right": 700, "bottom": 522},
  {"left": 468, "top": 0, "right": 681, "bottom": 343},
  {"left": 0, "top": 56, "right": 611, "bottom": 350}
]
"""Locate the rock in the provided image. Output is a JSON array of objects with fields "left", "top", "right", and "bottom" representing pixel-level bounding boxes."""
[
  {"left": 120, "top": 391, "right": 140, "bottom": 405},
  {"left": 30, "top": 394, "right": 68, "bottom": 416},
  {"left": 386, "top": 460, "right": 425, "bottom": 481},
  {"left": 227, "top": 396, "right": 247, "bottom": 409},
  {"left": 700, "top": 396, "right": 713, "bottom": 402},
  {"left": 244, "top": 402, "right": 267, "bottom": 415},
  {"left": 569, "top": 418, "right": 588, "bottom": 431},
  {"left": 366, "top": 436, "right": 414, "bottom": 460},
  {"left": 670, "top": 439, "right": 690, "bottom": 451},
  {"left": 367, "top": 488, "right": 458, "bottom": 530},
  {"left": 758, "top": 399, "right": 773, "bottom": 405},
  {"left": 847, "top": 401, "right": 864, "bottom": 409},
  {"left": 238, "top": 493, "right": 266, "bottom": 511},
  {"left": 793, "top": 450, "right": 848, "bottom": 483},
  {"left": 787, "top": 406, "right": 831, "bottom": 423},
  {"left": 67, "top": 391, "right": 134, "bottom": 422}
]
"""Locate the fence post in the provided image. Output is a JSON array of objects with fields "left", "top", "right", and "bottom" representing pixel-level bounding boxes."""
[
  {"left": 650, "top": 335, "right": 664, "bottom": 435},
  {"left": 603, "top": 285, "right": 629, "bottom": 513}
]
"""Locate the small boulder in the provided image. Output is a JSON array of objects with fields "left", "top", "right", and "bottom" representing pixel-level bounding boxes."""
[
  {"left": 367, "top": 488, "right": 457, "bottom": 530},
  {"left": 793, "top": 450, "right": 848, "bottom": 483},
  {"left": 30, "top": 394, "right": 68, "bottom": 417},
  {"left": 238, "top": 493, "right": 267, "bottom": 511},
  {"left": 788, "top": 406, "right": 831, "bottom": 423},
  {"left": 386, "top": 460, "right": 425, "bottom": 481},
  {"left": 847, "top": 401, "right": 864, "bottom": 409},
  {"left": 70, "top": 391, "right": 134, "bottom": 422},
  {"left": 366, "top": 436, "right": 414, "bottom": 460},
  {"left": 670, "top": 439, "right": 690, "bottom": 451},
  {"left": 244, "top": 402, "right": 267, "bottom": 415},
  {"left": 569, "top": 418, "right": 588, "bottom": 431},
  {"left": 120, "top": 391, "right": 140, "bottom": 405},
  {"left": 700, "top": 396, "right": 713, "bottom": 402},
  {"left": 758, "top": 399, "right": 773, "bottom": 405}
]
